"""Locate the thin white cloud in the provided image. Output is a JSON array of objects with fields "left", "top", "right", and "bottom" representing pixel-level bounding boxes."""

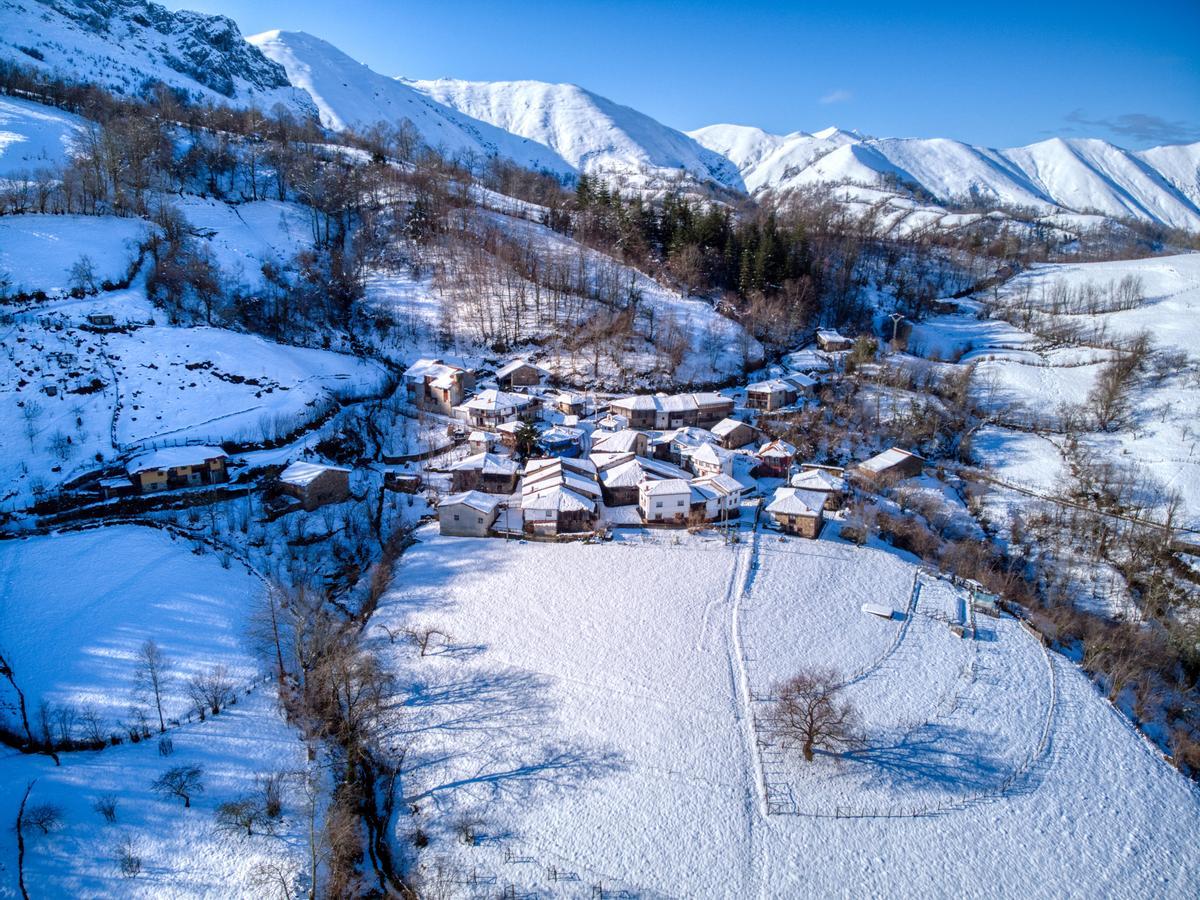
[{"left": 819, "top": 89, "right": 853, "bottom": 105}]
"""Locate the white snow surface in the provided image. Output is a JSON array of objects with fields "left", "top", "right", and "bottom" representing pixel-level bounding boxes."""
[
  {"left": 0, "top": 213, "right": 147, "bottom": 295},
  {"left": 374, "top": 529, "right": 1200, "bottom": 897},
  {"left": 690, "top": 124, "right": 1200, "bottom": 231},
  {"left": 0, "top": 95, "right": 86, "bottom": 179},
  {"left": 0, "top": 525, "right": 260, "bottom": 726},
  {"left": 248, "top": 30, "right": 572, "bottom": 175},
  {"left": 409, "top": 77, "right": 745, "bottom": 190}
]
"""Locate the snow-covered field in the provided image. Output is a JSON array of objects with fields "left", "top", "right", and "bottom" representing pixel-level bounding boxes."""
[
  {"left": 0, "top": 689, "right": 308, "bottom": 899},
  {"left": 0, "top": 524, "right": 310, "bottom": 899},
  {"left": 910, "top": 253, "right": 1200, "bottom": 529},
  {"left": 0, "top": 96, "right": 85, "bottom": 179},
  {"left": 0, "top": 214, "right": 147, "bottom": 297},
  {"left": 0, "top": 525, "right": 261, "bottom": 727},
  {"left": 374, "top": 528, "right": 1200, "bottom": 897}
]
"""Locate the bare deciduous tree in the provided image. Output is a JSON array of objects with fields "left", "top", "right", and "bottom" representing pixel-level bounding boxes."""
[
  {"left": 767, "top": 668, "right": 863, "bottom": 762},
  {"left": 187, "top": 665, "right": 233, "bottom": 718},
  {"left": 134, "top": 639, "right": 171, "bottom": 732},
  {"left": 152, "top": 764, "right": 205, "bottom": 808}
]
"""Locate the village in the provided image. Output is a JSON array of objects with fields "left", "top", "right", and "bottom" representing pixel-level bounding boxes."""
[{"left": 66, "top": 326, "right": 933, "bottom": 549}]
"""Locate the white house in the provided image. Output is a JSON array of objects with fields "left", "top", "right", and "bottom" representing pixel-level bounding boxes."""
[
  {"left": 438, "top": 491, "right": 502, "bottom": 537},
  {"left": 460, "top": 389, "right": 536, "bottom": 428},
  {"left": 639, "top": 478, "right": 693, "bottom": 524},
  {"left": 689, "top": 473, "right": 744, "bottom": 521}
]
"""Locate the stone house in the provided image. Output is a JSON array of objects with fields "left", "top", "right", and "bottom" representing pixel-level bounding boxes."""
[
  {"left": 278, "top": 461, "right": 351, "bottom": 511},
  {"left": 126, "top": 446, "right": 229, "bottom": 493}
]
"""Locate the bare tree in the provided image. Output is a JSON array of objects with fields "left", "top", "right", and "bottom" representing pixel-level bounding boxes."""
[
  {"left": 187, "top": 665, "right": 234, "bottom": 718},
  {"left": 133, "top": 639, "right": 171, "bottom": 732},
  {"left": 15, "top": 781, "right": 34, "bottom": 900},
  {"left": 152, "top": 765, "right": 205, "bottom": 808},
  {"left": 115, "top": 835, "right": 142, "bottom": 877},
  {"left": 767, "top": 668, "right": 863, "bottom": 762},
  {"left": 23, "top": 803, "right": 63, "bottom": 835},
  {"left": 405, "top": 625, "right": 451, "bottom": 657},
  {"left": 215, "top": 797, "right": 271, "bottom": 838},
  {"left": 93, "top": 794, "right": 119, "bottom": 824}
]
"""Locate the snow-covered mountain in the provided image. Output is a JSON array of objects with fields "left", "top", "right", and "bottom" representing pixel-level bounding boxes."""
[
  {"left": 248, "top": 31, "right": 574, "bottom": 176},
  {"left": 409, "top": 78, "right": 745, "bottom": 192},
  {"left": 690, "top": 123, "right": 1200, "bottom": 231},
  {"left": 0, "top": 0, "right": 316, "bottom": 117}
]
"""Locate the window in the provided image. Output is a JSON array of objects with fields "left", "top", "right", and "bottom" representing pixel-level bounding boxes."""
[
  {"left": 453, "top": 514, "right": 460, "bottom": 521},
  {"left": 655, "top": 501, "right": 662, "bottom": 509},
  {"left": 477, "top": 517, "right": 483, "bottom": 524},
  {"left": 676, "top": 500, "right": 684, "bottom": 507}
]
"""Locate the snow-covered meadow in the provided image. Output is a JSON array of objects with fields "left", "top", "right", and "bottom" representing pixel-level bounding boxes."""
[
  {"left": 373, "top": 527, "right": 1200, "bottom": 897},
  {"left": 910, "top": 253, "right": 1200, "bottom": 530},
  {"left": 0, "top": 525, "right": 262, "bottom": 727}
]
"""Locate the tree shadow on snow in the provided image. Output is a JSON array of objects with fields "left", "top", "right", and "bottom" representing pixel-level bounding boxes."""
[{"left": 838, "top": 721, "right": 1016, "bottom": 797}]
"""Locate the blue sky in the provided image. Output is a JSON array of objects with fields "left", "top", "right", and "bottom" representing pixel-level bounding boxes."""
[{"left": 165, "top": 0, "right": 1200, "bottom": 148}]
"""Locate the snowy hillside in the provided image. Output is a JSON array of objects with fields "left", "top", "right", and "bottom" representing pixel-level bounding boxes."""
[
  {"left": 248, "top": 30, "right": 573, "bottom": 175},
  {"left": 0, "top": 95, "right": 87, "bottom": 179},
  {"left": 691, "top": 123, "right": 1200, "bottom": 231},
  {"left": 0, "top": 0, "right": 315, "bottom": 118},
  {"left": 410, "top": 77, "right": 745, "bottom": 191},
  {"left": 375, "top": 528, "right": 1200, "bottom": 897}
]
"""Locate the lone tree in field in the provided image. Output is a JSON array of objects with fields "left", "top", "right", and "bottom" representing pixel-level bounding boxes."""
[
  {"left": 152, "top": 765, "right": 204, "bottom": 808},
  {"left": 133, "top": 639, "right": 171, "bottom": 732},
  {"left": 768, "top": 668, "right": 863, "bottom": 762}
]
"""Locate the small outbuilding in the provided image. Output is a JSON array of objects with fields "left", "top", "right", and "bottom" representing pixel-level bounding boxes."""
[
  {"left": 855, "top": 447, "right": 925, "bottom": 483},
  {"left": 438, "top": 491, "right": 502, "bottom": 537},
  {"left": 496, "top": 359, "right": 551, "bottom": 389},
  {"left": 278, "top": 461, "right": 351, "bottom": 511},
  {"left": 816, "top": 329, "right": 853, "bottom": 352}
]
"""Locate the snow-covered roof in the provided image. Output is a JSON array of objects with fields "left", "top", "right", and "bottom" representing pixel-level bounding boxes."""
[
  {"left": 497, "top": 421, "right": 525, "bottom": 434},
  {"left": 790, "top": 468, "right": 845, "bottom": 492},
  {"left": 439, "top": 490, "right": 503, "bottom": 514},
  {"left": 782, "top": 349, "right": 833, "bottom": 372},
  {"left": 691, "top": 443, "right": 731, "bottom": 466},
  {"left": 758, "top": 439, "right": 797, "bottom": 459},
  {"left": 541, "top": 425, "right": 584, "bottom": 443},
  {"left": 691, "top": 473, "right": 744, "bottom": 496},
  {"left": 817, "top": 328, "right": 850, "bottom": 342},
  {"left": 126, "top": 445, "right": 227, "bottom": 474},
  {"left": 783, "top": 372, "right": 817, "bottom": 389},
  {"left": 747, "top": 378, "right": 794, "bottom": 394},
  {"left": 595, "top": 413, "right": 628, "bottom": 431},
  {"left": 711, "top": 417, "right": 755, "bottom": 438},
  {"left": 599, "top": 458, "right": 648, "bottom": 489},
  {"left": 858, "top": 446, "right": 924, "bottom": 474},
  {"left": 468, "top": 430, "right": 495, "bottom": 443},
  {"left": 464, "top": 388, "right": 533, "bottom": 412},
  {"left": 611, "top": 392, "right": 731, "bottom": 414},
  {"left": 641, "top": 478, "right": 691, "bottom": 497},
  {"left": 496, "top": 359, "right": 549, "bottom": 379},
  {"left": 451, "top": 452, "right": 518, "bottom": 475},
  {"left": 669, "top": 426, "right": 717, "bottom": 449},
  {"left": 279, "top": 460, "right": 350, "bottom": 486},
  {"left": 592, "top": 430, "right": 643, "bottom": 454},
  {"left": 521, "top": 485, "right": 596, "bottom": 513},
  {"left": 405, "top": 358, "right": 465, "bottom": 383},
  {"left": 766, "top": 487, "right": 825, "bottom": 517}
]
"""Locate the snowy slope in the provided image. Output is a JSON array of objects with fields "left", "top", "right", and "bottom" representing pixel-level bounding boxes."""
[
  {"left": 691, "top": 124, "right": 1200, "bottom": 231},
  {"left": 375, "top": 528, "right": 1200, "bottom": 897},
  {"left": 247, "top": 30, "right": 572, "bottom": 175},
  {"left": 0, "top": 0, "right": 315, "bottom": 118},
  {"left": 410, "top": 78, "right": 745, "bottom": 190},
  {"left": 0, "top": 95, "right": 87, "bottom": 179}
]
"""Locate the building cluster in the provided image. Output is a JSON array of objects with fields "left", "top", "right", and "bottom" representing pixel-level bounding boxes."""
[{"left": 99, "top": 337, "right": 928, "bottom": 545}]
